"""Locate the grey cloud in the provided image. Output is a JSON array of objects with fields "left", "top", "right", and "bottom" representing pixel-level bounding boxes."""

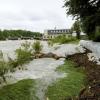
[{"left": 0, "top": 0, "right": 74, "bottom": 32}]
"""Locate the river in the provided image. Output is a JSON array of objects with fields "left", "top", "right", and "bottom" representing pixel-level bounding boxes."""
[{"left": 0, "top": 40, "right": 85, "bottom": 99}]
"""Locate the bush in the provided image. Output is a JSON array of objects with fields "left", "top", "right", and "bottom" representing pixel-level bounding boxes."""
[
  {"left": 0, "top": 51, "right": 10, "bottom": 82},
  {"left": 11, "top": 41, "right": 42, "bottom": 68},
  {"left": 94, "top": 26, "right": 100, "bottom": 42},
  {"left": 0, "top": 61, "right": 9, "bottom": 82},
  {"left": 0, "top": 41, "right": 43, "bottom": 83},
  {"left": 51, "top": 35, "right": 78, "bottom": 44},
  {"left": 15, "top": 41, "right": 33, "bottom": 66},
  {"left": 15, "top": 48, "right": 33, "bottom": 66},
  {"left": 8, "top": 59, "right": 18, "bottom": 72},
  {"left": 32, "top": 41, "right": 42, "bottom": 54}
]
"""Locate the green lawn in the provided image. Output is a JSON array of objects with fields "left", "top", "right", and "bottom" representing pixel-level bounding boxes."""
[
  {"left": 46, "top": 60, "right": 86, "bottom": 100},
  {"left": 0, "top": 79, "right": 38, "bottom": 100}
]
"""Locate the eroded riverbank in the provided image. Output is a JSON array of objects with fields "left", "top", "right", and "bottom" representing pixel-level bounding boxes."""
[{"left": 68, "top": 49, "right": 100, "bottom": 100}]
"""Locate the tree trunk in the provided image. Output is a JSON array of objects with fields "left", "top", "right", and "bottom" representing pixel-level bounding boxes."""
[{"left": 76, "top": 31, "right": 80, "bottom": 39}]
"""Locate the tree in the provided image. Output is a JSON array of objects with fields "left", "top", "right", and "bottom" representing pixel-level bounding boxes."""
[
  {"left": 0, "top": 29, "right": 42, "bottom": 40},
  {"left": 94, "top": 26, "right": 100, "bottom": 41},
  {"left": 72, "top": 20, "right": 81, "bottom": 39},
  {"left": 64, "top": 0, "right": 100, "bottom": 40}
]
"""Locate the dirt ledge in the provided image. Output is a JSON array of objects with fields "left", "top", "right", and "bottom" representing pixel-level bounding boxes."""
[{"left": 67, "top": 49, "right": 100, "bottom": 100}]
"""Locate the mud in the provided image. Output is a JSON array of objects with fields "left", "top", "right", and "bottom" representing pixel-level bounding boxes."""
[{"left": 67, "top": 49, "right": 100, "bottom": 100}]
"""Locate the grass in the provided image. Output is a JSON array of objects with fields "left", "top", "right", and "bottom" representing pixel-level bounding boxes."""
[
  {"left": 15, "top": 48, "right": 33, "bottom": 66},
  {"left": 15, "top": 41, "right": 33, "bottom": 66},
  {"left": 50, "top": 35, "right": 79, "bottom": 45},
  {"left": 46, "top": 60, "right": 86, "bottom": 100},
  {"left": 32, "top": 40, "right": 43, "bottom": 54},
  {"left": 0, "top": 79, "right": 38, "bottom": 100}
]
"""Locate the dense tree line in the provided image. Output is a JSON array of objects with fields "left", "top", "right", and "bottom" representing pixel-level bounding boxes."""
[
  {"left": 0, "top": 30, "right": 42, "bottom": 40},
  {"left": 64, "top": 0, "right": 100, "bottom": 41}
]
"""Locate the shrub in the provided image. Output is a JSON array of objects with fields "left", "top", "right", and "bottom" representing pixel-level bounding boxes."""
[
  {"left": 8, "top": 59, "right": 18, "bottom": 72},
  {"left": 32, "top": 41, "right": 42, "bottom": 54},
  {"left": 15, "top": 48, "right": 32, "bottom": 66},
  {"left": 0, "top": 51, "right": 10, "bottom": 82},
  {"left": 51, "top": 35, "right": 78, "bottom": 44},
  {"left": 94, "top": 26, "right": 100, "bottom": 42},
  {"left": 21, "top": 41, "right": 31, "bottom": 51},
  {"left": 15, "top": 41, "right": 33, "bottom": 66},
  {"left": 0, "top": 61, "right": 9, "bottom": 82}
]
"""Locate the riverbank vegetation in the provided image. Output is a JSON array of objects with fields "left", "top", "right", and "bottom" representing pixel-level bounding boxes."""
[
  {"left": 0, "top": 51, "right": 9, "bottom": 83},
  {"left": 0, "top": 51, "right": 13, "bottom": 83},
  {"left": 0, "top": 41, "right": 43, "bottom": 83},
  {"left": 15, "top": 41, "right": 33, "bottom": 66},
  {"left": 10, "top": 41, "right": 43, "bottom": 67},
  {"left": 0, "top": 30, "right": 42, "bottom": 40},
  {"left": 46, "top": 60, "right": 86, "bottom": 100},
  {"left": 0, "top": 79, "right": 38, "bottom": 100},
  {"left": 32, "top": 41, "right": 43, "bottom": 54},
  {"left": 68, "top": 51, "right": 100, "bottom": 99},
  {"left": 0, "top": 59, "right": 86, "bottom": 100},
  {"left": 50, "top": 35, "right": 79, "bottom": 44}
]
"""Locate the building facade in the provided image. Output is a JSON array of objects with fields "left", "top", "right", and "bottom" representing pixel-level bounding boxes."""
[{"left": 43, "top": 29, "right": 70, "bottom": 39}]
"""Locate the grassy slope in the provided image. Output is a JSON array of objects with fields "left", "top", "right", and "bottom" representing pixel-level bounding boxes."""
[
  {"left": 46, "top": 60, "right": 86, "bottom": 100},
  {"left": 0, "top": 79, "right": 38, "bottom": 100}
]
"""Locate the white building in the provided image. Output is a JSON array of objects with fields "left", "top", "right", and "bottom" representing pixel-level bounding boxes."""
[{"left": 43, "top": 29, "right": 70, "bottom": 39}]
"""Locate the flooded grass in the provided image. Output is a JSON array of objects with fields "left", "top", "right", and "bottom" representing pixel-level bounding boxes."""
[
  {"left": 0, "top": 79, "right": 38, "bottom": 100},
  {"left": 0, "top": 60, "right": 86, "bottom": 100},
  {"left": 0, "top": 40, "right": 87, "bottom": 100},
  {"left": 46, "top": 60, "right": 86, "bottom": 100}
]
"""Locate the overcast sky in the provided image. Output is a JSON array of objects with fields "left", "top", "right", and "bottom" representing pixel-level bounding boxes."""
[{"left": 0, "top": 0, "right": 75, "bottom": 32}]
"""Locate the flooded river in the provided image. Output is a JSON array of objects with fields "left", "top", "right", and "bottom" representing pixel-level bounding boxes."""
[{"left": 0, "top": 40, "right": 85, "bottom": 99}]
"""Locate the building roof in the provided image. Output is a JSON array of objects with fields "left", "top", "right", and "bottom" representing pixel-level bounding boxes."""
[{"left": 44, "top": 29, "right": 70, "bottom": 34}]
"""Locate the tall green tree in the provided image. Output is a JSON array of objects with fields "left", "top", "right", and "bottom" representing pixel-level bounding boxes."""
[
  {"left": 72, "top": 20, "right": 81, "bottom": 39},
  {"left": 64, "top": 0, "right": 100, "bottom": 40}
]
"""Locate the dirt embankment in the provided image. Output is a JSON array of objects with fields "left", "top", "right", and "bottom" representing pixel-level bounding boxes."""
[{"left": 67, "top": 49, "right": 100, "bottom": 100}]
